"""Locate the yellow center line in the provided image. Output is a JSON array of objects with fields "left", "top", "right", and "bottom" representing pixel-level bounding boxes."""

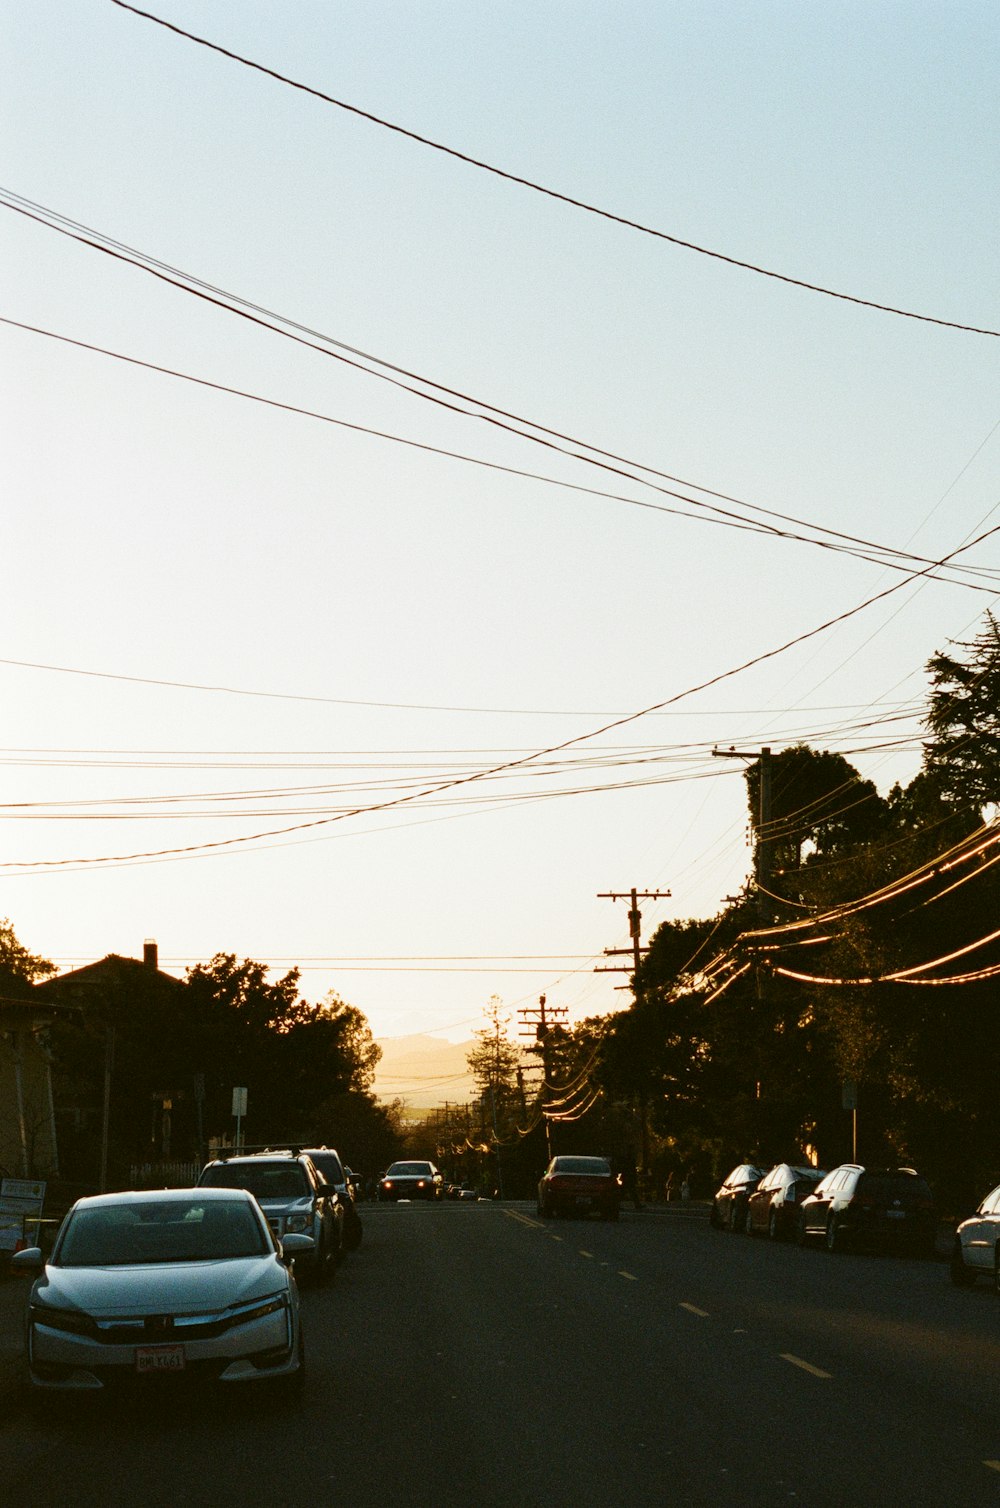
[
  {"left": 504, "top": 1209, "right": 541, "bottom": 1228},
  {"left": 580, "top": 1249, "right": 594, "bottom": 1258},
  {"left": 679, "top": 1302, "right": 710, "bottom": 1317},
  {"left": 984, "top": 1461, "right": 1000, "bottom": 1474},
  {"left": 618, "top": 1270, "right": 638, "bottom": 1281},
  {"left": 781, "top": 1353, "right": 832, "bottom": 1380}
]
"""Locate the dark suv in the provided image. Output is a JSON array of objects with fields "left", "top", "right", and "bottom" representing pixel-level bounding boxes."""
[
  {"left": 300, "top": 1147, "right": 363, "bottom": 1252},
  {"left": 197, "top": 1150, "right": 344, "bottom": 1281},
  {"left": 796, "top": 1164, "right": 936, "bottom": 1255}
]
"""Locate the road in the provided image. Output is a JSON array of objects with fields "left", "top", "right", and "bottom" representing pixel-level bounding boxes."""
[{"left": 2, "top": 1201, "right": 998, "bottom": 1506}]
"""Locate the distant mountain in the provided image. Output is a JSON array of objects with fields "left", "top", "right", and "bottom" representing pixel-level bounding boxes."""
[{"left": 372, "top": 1034, "right": 477, "bottom": 1112}]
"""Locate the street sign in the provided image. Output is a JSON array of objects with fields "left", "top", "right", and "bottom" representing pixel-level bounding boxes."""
[
  {"left": 231, "top": 1087, "right": 248, "bottom": 1116},
  {"left": 842, "top": 1081, "right": 858, "bottom": 1111}
]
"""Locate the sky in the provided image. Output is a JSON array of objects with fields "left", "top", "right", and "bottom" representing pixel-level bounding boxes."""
[{"left": 3, "top": 3, "right": 999, "bottom": 1074}]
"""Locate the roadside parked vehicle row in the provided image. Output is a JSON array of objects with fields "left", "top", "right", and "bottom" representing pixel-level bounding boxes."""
[{"left": 712, "top": 1158, "right": 1000, "bottom": 1290}]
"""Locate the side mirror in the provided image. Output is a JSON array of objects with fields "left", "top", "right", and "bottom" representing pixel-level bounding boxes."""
[
  {"left": 278, "top": 1232, "right": 316, "bottom": 1265},
  {"left": 10, "top": 1247, "right": 44, "bottom": 1274}
]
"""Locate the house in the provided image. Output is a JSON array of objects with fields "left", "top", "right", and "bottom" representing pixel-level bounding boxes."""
[{"left": 34, "top": 940, "right": 185, "bottom": 1186}]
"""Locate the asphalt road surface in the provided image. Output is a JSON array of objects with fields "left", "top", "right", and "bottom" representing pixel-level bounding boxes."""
[{"left": 2, "top": 1201, "right": 998, "bottom": 1506}]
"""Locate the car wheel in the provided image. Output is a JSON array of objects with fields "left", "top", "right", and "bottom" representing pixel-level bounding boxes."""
[
  {"left": 994, "top": 1248, "right": 1000, "bottom": 1295},
  {"left": 709, "top": 1203, "right": 721, "bottom": 1230},
  {"left": 603, "top": 1205, "right": 620, "bottom": 1223},
  {"left": 796, "top": 1211, "right": 811, "bottom": 1246},
  {"left": 949, "top": 1242, "right": 975, "bottom": 1286},
  {"left": 768, "top": 1209, "right": 780, "bottom": 1242},
  {"left": 729, "top": 1201, "right": 743, "bottom": 1234},
  {"left": 744, "top": 1206, "right": 755, "bottom": 1237},
  {"left": 825, "top": 1216, "right": 845, "bottom": 1254}
]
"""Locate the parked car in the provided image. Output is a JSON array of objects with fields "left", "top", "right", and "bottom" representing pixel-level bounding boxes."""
[
  {"left": 378, "top": 1161, "right": 444, "bottom": 1202},
  {"left": 197, "top": 1150, "right": 343, "bottom": 1281},
  {"left": 796, "top": 1164, "right": 937, "bottom": 1255},
  {"left": 299, "top": 1147, "right": 363, "bottom": 1252},
  {"left": 536, "top": 1156, "right": 622, "bottom": 1221},
  {"left": 10, "top": 1187, "right": 308, "bottom": 1394},
  {"left": 949, "top": 1180, "right": 1000, "bottom": 1289},
  {"left": 709, "top": 1164, "right": 767, "bottom": 1232},
  {"left": 744, "top": 1164, "right": 826, "bottom": 1240}
]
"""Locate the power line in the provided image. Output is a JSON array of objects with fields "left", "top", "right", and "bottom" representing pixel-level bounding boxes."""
[
  {"left": 6, "top": 307, "right": 995, "bottom": 593},
  {"left": 108, "top": 0, "right": 1000, "bottom": 339}
]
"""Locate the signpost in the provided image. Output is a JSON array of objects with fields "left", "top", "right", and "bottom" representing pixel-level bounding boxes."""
[
  {"left": 0, "top": 1177, "right": 46, "bottom": 1252},
  {"left": 842, "top": 1081, "right": 858, "bottom": 1160},
  {"left": 232, "top": 1087, "right": 248, "bottom": 1151}
]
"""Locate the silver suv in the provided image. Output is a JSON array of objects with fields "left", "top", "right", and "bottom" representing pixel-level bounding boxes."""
[
  {"left": 950, "top": 1181, "right": 1000, "bottom": 1289},
  {"left": 197, "top": 1151, "right": 344, "bottom": 1282}
]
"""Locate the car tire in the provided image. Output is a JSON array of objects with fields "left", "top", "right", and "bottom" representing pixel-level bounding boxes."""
[
  {"left": 796, "top": 1211, "right": 811, "bottom": 1246},
  {"left": 949, "top": 1242, "right": 975, "bottom": 1286},
  {"left": 825, "top": 1216, "right": 845, "bottom": 1254},
  {"left": 994, "top": 1248, "right": 1000, "bottom": 1295},
  {"left": 744, "top": 1206, "right": 755, "bottom": 1237},
  {"left": 768, "top": 1209, "right": 780, "bottom": 1242},
  {"left": 603, "top": 1205, "right": 620, "bottom": 1223},
  {"left": 729, "top": 1201, "right": 743, "bottom": 1234},
  {"left": 709, "top": 1203, "right": 721, "bottom": 1230}
]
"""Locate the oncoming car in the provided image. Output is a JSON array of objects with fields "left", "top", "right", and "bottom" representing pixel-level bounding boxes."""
[
  {"left": 378, "top": 1161, "right": 443, "bottom": 1202},
  {"left": 537, "top": 1156, "right": 622, "bottom": 1221},
  {"left": 10, "top": 1187, "right": 309, "bottom": 1394}
]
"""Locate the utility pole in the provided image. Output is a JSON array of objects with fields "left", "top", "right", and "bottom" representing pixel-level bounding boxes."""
[
  {"left": 711, "top": 745, "right": 773, "bottom": 921},
  {"left": 518, "top": 994, "right": 567, "bottom": 1160},
  {"left": 595, "top": 888, "right": 671, "bottom": 984},
  {"left": 596, "top": 889, "right": 670, "bottom": 1196}
]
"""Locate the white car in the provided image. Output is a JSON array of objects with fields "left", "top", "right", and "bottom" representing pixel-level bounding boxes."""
[
  {"left": 949, "top": 1181, "right": 1000, "bottom": 1290},
  {"left": 11, "top": 1186, "right": 310, "bottom": 1393}
]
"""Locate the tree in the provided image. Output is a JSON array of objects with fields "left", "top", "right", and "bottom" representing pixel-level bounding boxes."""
[
  {"left": 0, "top": 918, "right": 53, "bottom": 994},
  {"left": 467, "top": 997, "right": 520, "bottom": 1125},
  {"left": 924, "top": 612, "right": 1000, "bottom": 812}
]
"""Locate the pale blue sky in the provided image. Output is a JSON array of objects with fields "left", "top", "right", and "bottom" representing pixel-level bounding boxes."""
[{"left": 2, "top": 3, "right": 998, "bottom": 1056}]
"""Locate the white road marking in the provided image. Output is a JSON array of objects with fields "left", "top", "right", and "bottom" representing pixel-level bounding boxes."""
[
  {"left": 618, "top": 1270, "right": 638, "bottom": 1281},
  {"left": 984, "top": 1461, "right": 1000, "bottom": 1474},
  {"left": 780, "top": 1353, "right": 832, "bottom": 1379},
  {"left": 679, "top": 1302, "right": 710, "bottom": 1317}
]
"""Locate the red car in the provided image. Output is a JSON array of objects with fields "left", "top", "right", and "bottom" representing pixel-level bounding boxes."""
[{"left": 537, "top": 1155, "right": 622, "bottom": 1221}]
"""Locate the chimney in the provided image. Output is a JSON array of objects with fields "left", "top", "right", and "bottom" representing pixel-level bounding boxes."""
[{"left": 143, "top": 939, "right": 158, "bottom": 970}]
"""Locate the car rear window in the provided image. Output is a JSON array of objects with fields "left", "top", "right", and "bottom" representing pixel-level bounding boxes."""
[
  {"left": 553, "top": 1158, "right": 611, "bottom": 1176},
  {"left": 201, "top": 1161, "right": 309, "bottom": 1199},
  {"left": 858, "top": 1174, "right": 932, "bottom": 1200}
]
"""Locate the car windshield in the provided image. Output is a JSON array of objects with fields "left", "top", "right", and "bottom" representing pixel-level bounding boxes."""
[
  {"left": 386, "top": 1163, "right": 432, "bottom": 1176},
  {"left": 56, "top": 1198, "right": 269, "bottom": 1267},
  {"left": 552, "top": 1158, "right": 611, "bottom": 1176},
  {"left": 200, "top": 1161, "right": 309, "bottom": 1200}
]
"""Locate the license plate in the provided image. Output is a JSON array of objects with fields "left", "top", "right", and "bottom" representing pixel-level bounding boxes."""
[
  {"left": 135, "top": 1345, "right": 185, "bottom": 1374},
  {"left": 574, "top": 1196, "right": 593, "bottom": 1206},
  {"left": 885, "top": 1210, "right": 906, "bottom": 1220}
]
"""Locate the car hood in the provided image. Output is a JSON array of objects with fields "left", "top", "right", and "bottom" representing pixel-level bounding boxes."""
[{"left": 32, "top": 1256, "right": 285, "bottom": 1316}]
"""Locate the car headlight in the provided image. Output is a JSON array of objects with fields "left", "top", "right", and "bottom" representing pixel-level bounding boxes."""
[
  {"left": 285, "top": 1215, "right": 310, "bottom": 1232},
  {"left": 229, "top": 1295, "right": 288, "bottom": 1328},
  {"left": 30, "top": 1304, "right": 93, "bottom": 1337}
]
